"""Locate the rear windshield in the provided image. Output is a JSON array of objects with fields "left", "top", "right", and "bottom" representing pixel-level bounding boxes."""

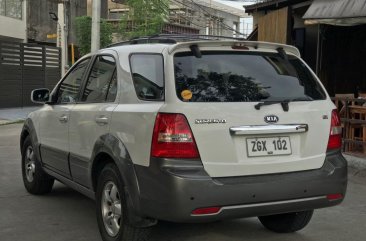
[{"left": 174, "top": 51, "right": 326, "bottom": 102}]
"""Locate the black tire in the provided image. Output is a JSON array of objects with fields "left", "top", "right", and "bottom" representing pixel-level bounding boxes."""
[
  {"left": 96, "top": 163, "right": 151, "bottom": 241},
  {"left": 258, "top": 210, "right": 314, "bottom": 233},
  {"left": 21, "top": 136, "right": 54, "bottom": 195}
]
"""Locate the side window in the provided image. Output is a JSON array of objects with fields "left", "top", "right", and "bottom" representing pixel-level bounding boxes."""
[
  {"left": 130, "top": 54, "right": 164, "bottom": 101},
  {"left": 57, "top": 58, "right": 90, "bottom": 104},
  {"left": 81, "top": 55, "right": 117, "bottom": 103}
]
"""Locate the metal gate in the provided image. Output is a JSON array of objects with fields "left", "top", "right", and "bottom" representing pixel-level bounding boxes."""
[{"left": 0, "top": 41, "right": 61, "bottom": 108}]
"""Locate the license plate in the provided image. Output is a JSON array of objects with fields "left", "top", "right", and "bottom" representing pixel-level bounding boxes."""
[{"left": 246, "top": 137, "right": 291, "bottom": 157}]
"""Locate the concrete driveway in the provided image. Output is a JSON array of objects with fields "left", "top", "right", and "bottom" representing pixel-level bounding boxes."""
[{"left": 1, "top": 123, "right": 366, "bottom": 241}]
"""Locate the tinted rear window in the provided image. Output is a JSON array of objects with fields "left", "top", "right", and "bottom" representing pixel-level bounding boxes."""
[{"left": 174, "top": 51, "right": 326, "bottom": 102}]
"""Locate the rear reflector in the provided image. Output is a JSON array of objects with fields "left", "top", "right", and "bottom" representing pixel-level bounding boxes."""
[
  {"left": 327, "top": 109, "right": 342, "bottom": 150},
  {"left": 191, "top": 207, "right": 221, "bottom": 215},
  {"left": 151, "top": 113, "right": 200, "bottom": 159},
  {"left": 327, "top": 193, "right": 343, "bottom": 201}
]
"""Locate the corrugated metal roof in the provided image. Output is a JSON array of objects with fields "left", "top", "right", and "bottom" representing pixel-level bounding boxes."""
[{"left": 303, "top": 0, "right": 366, "bottom": 19}]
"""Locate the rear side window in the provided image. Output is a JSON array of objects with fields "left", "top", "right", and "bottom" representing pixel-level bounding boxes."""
[
  {"left": 81, "top": 55, "right": 117, "bottom": 103},
  {"left": 174, "top": 51, "right": 326, "bottom": 102},
  {"left": 130, "top": 54, "right": 164, "bottom": 101}
]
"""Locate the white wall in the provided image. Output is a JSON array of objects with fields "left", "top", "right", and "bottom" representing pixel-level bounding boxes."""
[{"left": 0, "top": 0, "right": 27, "bottom": 42}]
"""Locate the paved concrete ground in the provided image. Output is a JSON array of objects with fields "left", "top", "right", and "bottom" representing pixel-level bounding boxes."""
[{"left": 1, "top": 123, "right": 366, "bottom": 241}]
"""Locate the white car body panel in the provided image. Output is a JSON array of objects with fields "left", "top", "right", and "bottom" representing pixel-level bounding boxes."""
[
  {"left": 110, "top": 103, "right": 164, "bottom": 167},
  {"left": 159, "top": 101, "right": 333, "bottom": 177},
  {"left": 68, "top": 103, "right": 117, "bottom": 175},
  {"left": 38, "top": 104, "right": 74, "bottom": 177}
]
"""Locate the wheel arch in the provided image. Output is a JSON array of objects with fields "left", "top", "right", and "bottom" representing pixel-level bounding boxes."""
[
  {"left": 89, "top": 133, "right": 153, "bottom": 226},
  {"left": 20, "top": 119, "right": 41, "bottom": 160},
  {"left": 20, "top": 128, "right": 29, "bottom": 151}
]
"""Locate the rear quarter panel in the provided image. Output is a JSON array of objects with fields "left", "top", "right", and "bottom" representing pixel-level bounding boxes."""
[{"left": 111, "top": 47, "right": 166, "bottom": 166}]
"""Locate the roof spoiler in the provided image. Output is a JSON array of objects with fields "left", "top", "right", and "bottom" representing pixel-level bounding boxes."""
[{"left": 168, "top": 40, "right": 301, "bottom": 58}]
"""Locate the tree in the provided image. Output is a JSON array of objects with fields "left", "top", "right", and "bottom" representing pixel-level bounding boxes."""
[
  {"left": 119, "top": 0, "right": 169, "bottom": 39},
  {"left": 75, "top": 16, "right": 113, "bottom": 56}
]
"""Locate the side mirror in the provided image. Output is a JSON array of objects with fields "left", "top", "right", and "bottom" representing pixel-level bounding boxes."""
[{"left": 31, "top": 88, "right": 50, "bottom": 104}]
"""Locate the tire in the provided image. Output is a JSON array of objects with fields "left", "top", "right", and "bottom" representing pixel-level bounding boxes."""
[
  {"left": 21, "top": 136, "right": 54, "bottom": 195},
  {"left": 96, "top": 163, "right": 151, "bottom": 241},
  {"left": 258, "top": 210, "right": 314, "bottom": 233}
]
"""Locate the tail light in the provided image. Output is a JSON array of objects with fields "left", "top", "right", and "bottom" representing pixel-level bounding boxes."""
[
  {"left": 191, "top": 206, "right": 221, "bottom": 215},
  {"left": 151, "top": 113, "right": 200, "bottom": 159},
  {"left": 327, "top": 109, "right": 342, "bottom": 151},
  {"left": 327, "top": 193, "right": 343, "bottom": 201}
]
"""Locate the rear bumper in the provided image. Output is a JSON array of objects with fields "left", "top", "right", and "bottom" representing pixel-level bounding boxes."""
[{"left": 134, "top": 151, "right": 347, "bottom": 223}]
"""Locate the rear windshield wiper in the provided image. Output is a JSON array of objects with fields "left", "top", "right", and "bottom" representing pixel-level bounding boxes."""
[
  {"left": 254, "top": 97, "right": 313, "bottom": 112},
  {"left": 254, "top": 100, "right": 290, "bottom": 112}
]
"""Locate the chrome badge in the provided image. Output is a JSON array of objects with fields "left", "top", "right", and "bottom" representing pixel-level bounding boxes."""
[
  {"left": 264, "top": 115, "right": 279, "bottom": 124},
  {"left": 195, "top": 119, "right": 227, "bottom": 124}
]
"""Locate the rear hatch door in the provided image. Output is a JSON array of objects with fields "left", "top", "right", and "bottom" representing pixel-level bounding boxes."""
[{"left": 169, "top": 50, "right": 333, "bottom": 177}]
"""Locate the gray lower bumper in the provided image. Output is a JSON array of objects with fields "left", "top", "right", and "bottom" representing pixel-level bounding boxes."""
[{"left": 134, "top": 152, "right": 347, "bottom": 223}]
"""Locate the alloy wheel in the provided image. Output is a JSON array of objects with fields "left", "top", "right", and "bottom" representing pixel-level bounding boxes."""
[{"left": 101, "top": 181, "right": 122, "bottom": 237}]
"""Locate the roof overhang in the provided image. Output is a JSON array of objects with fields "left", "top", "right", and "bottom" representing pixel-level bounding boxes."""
[
  {"left": 303, "top": 0, "right": 366, "bottom": 26},
  {"left": 245, "top": 0, "right": 308, "bottom": 13}
]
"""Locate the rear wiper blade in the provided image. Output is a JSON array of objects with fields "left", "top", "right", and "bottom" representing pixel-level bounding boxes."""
[
  {"left": 254, "top": 100, "right": 289, "bottom": 112},
  {"left": 254, "top": 97, "right": 313, "bottom": 112}
]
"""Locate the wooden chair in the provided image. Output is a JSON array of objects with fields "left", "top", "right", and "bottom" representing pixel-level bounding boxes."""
[
  {"left": 334, "top": 94, "right": 355, "bottom": 152},
  {"left": 334, "top": 94, "right": 354, "bottom": 117},
  {"left": 347, "top": 106, "right": 366, "bottom": 153},
  {"left": 358, "top": 93, "right": 366, "bottom": 98}
]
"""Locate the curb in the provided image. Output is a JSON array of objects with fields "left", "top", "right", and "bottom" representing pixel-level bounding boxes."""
[
  {"left": 0, "top": 119, "right": 25, "bottom": 126},
  {"left": 343, "top": 154, "right": 366, "bottom": 178},
  {"left": 344, "top": 154, "right": 366, "bottom": 170}
]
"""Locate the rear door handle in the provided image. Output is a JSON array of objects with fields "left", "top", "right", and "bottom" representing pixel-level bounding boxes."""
[
  {"left": 95, "top": 116, "right": 109, "bottom": 126},
  {"left": 59, "top": 115, "right": 68, "bottom": 123}
]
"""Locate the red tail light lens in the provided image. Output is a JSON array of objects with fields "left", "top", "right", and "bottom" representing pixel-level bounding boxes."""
[
  {"left": 192, "top": 207, "right": 221, "bottom": 215},
  {"left": 327, "top": 109, "right": 342, "bottom": 150},
  {"left": 327, "top": 193, "right": 343, "bottom": 201},
  {"left": 151, "top": 113, "right": 200, "bottom": 159}
]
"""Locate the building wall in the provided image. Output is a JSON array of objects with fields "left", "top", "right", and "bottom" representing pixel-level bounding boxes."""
[
  {"left": 251, "top": 11, "right": 265, "bottom": 27},
  {"left": 0, "top": 0, "right": 27, "bottom": 42},
  {"left": 169, "top": 0, "right": 241, "bottom": 37},
  {"left": 258, "top": 7, "right": 289, "bottom": 44},
  {"left": 86, "top": 0, "right": 110, "bottom": 18},
  {"left": 27, "top": 0, "right": 87, "bottom": 44},
  {"left": 107, "top": 0, "right": 242, "bottom": 37},
  {"left": 193, "top": 4, "right": 241, "bottom": 37}
]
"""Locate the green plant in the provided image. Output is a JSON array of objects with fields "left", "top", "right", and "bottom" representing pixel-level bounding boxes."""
[
  {"left": 119, "top": 0, "right": 169, "bottom": 39},
  {"left": 75, "top": 16, "right": 113, "bottom": 55}
]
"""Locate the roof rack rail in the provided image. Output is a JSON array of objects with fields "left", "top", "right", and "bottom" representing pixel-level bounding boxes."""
[{"left": 106, "top": 34, "right": 246, "bottom": 48}]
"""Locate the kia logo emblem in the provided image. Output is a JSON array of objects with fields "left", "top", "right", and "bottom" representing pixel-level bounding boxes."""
[{"left": 264, "top": 115, "right": 279, "bottom": 124}]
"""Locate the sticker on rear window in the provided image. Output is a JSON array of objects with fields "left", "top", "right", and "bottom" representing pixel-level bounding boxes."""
[{"left": 181, "top": 90, "right": 193, "bottom": 101}]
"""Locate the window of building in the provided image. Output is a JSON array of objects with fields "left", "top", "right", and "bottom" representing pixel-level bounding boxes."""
[
  {"left": 0, "top": 0, "right": 23, "bottom": 19},
  {"left": 0, "top": 0, "right": 5, "bottom": 16}
]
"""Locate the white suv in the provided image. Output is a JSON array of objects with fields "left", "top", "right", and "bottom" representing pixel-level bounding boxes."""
[{"left": 20, "top": 36, "right": 347, "bottom": 241}]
